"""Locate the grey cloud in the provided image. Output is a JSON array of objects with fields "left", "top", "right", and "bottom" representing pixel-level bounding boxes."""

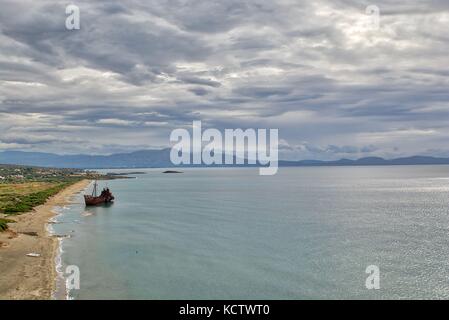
[
  {"left": 177, "top": 76, "right": 221, "bottom": 87},
  {"left": 189, "top": 88, "right": 210, "bottom": 96},
  {"left": 0, "top": 0, "right": 448, "bottom": 158}
]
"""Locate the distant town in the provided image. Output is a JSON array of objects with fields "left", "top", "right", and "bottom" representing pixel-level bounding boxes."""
[{"left": 0, "top": 165, "right": 89, "bottom": 184}]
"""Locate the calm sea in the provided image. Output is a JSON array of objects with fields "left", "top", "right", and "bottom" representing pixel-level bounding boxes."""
[{"left": 53, "top": 166, "right": 449, "bottom": 299}]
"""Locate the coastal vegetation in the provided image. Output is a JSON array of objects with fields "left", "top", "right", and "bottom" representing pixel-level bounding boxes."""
[
  {"left": 0, "top": 181, "right": 74, "bottom": 215},
  {"left": 0, "top": 218, "right": 13, "bottom": 231}
]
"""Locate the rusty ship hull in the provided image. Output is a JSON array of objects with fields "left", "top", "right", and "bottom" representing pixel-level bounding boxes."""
[{"left": 84, "top": 194, "right": 115, "bottom": 206}]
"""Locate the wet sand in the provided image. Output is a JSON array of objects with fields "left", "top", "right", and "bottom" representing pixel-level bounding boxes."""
[{"left": 0, "top": 180, "right": 91, "bottom": 300}]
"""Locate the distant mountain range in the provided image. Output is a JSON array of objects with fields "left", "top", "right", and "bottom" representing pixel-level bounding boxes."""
[
  {"left": 1, "top": 150, "right": 449, "bottom": 169},
  {"left": 280, "top": 156, "right": 449, "bottom": 166},
  {"left": 0, "top": 150, "right": 172, "bottom": 169}
]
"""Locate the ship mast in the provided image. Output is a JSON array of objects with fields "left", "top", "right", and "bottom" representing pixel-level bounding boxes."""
[{"left": 92, "top": 180, "right": 98, "bottom": 197}]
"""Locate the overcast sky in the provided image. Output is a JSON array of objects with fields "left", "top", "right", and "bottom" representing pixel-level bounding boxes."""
[{"left": 0, "top": 0, "right": 448, "bottom": 160}]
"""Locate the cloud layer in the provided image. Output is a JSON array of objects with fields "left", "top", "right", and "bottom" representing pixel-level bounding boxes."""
[{"left": 1, "top": 0, "right": 448, "bottom": 159}]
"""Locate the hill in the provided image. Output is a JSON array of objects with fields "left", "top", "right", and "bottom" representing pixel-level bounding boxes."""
[{"left": 1, "top": 150, "right": 449, "bottom": 169}]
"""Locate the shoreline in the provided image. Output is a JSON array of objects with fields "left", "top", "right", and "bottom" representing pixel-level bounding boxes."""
[{"left": 0, "top": 179, "right": 91, "bottom": 300}]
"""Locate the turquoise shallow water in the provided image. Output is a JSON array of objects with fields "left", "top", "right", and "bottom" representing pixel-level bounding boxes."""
[{"left": 54, "top": 166, "right": 449, "bottom": 299}]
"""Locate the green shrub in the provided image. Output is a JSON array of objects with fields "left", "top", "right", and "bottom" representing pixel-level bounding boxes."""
[
  {"left": 0, "top": 218, "right": 14, "bottom": 231},
  {"left": 4, "top": 182, "right": 72, "bottom": 215}
]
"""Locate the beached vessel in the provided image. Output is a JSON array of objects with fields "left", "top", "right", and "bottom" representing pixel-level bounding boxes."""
[{"left": 84, "top": 181, "right": 114, "bottom": 206}]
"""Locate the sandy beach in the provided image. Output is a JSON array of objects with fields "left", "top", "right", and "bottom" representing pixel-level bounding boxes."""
[{"left": 0, "top": 179, "right": 91, "bottom": 300}]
